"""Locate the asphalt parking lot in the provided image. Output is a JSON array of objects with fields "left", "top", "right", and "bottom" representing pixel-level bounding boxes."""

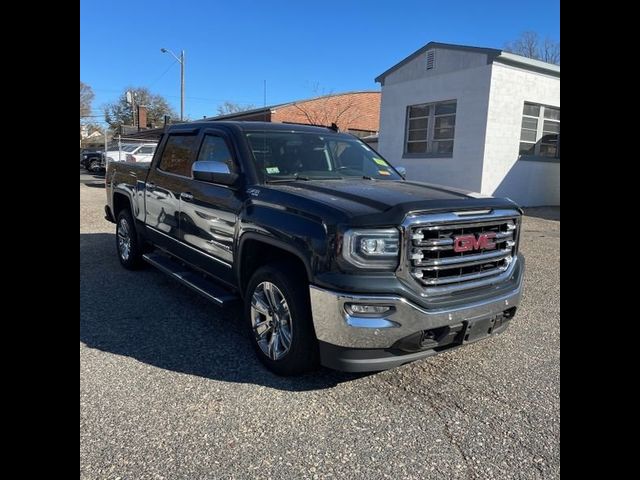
[
  {"left": 80, "top": 165, "right": 105, "bottom": 183},
  {"left": 80, "top": 171, "right": 560, "bottom": 480}
]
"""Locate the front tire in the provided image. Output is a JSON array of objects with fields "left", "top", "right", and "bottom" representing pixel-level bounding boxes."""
[
  {"left": 245, "top": 263, "right": 319, "bottom": 376},
  {"left": 89, "top": 159, "right": 100, "bottom": 172},
  {"left": 115, "top": 210, "right": 143, "bottom": 270}
]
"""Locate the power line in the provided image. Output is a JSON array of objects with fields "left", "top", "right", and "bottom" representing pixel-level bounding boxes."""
[
  {"left": 90, "top": 87, "right": 259, "bottom": 104},
  {"left": 148, "top": 59, "right": 178, "bottom": 88}
]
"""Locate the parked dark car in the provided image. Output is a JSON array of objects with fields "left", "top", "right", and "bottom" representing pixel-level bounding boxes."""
[
  {"left": 105, "top": 121, "right": 525, "bottom": 375},
  {"left": 80, "top": 148, "right": 104, "bottom": 173}
]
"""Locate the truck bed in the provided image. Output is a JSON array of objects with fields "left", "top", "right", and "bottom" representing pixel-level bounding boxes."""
[{"left": 105, "top": 161, "right": 151, "bottom": 224}]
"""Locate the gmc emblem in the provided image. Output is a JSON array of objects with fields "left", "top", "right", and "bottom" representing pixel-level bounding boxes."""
[{"left": 453, "top": 232, "right": 497, "bottom": 253}]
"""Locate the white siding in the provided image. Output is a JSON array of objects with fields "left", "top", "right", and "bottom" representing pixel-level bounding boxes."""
[
  {"left": 378, "top": 60, "right": 492, "bottom": 192},
  {"left": 482, "top": 62, "right": 560, "bottom": 206},
  {"left": 383, "top": 48, "right": 490, "bottom": 85}
]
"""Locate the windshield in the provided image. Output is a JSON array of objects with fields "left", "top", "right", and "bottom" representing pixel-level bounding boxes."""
[{"left": 245, "top": 131, "right": 401, "bottom": 182}]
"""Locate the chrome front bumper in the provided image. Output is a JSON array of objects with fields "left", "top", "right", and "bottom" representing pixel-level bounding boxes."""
[{"left": 310, "top": 255, "right": 524, "bottom": 350}]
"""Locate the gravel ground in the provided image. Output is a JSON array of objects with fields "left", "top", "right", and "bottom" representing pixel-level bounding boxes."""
[{"left": 80, "top": 176, "right": 559, "bottom": 480}]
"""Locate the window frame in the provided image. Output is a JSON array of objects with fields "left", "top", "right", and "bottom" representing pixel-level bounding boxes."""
[
  {"left": 403, "top": 100, "right": 457, "bottom": 158},
  {"left": 519, "top": 102, "right": 560, "bottom": 163}
]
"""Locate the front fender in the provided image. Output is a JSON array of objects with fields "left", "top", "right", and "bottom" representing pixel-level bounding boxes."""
[{"left": 236, "top": 202, "right": 333, "bottom": 286}]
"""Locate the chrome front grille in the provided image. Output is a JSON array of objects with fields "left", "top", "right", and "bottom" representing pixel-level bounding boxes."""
[{"left": 400, "top": 209, "right": 521, "bottom": 295}]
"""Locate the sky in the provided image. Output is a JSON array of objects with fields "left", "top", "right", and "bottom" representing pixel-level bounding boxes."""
[{"left": 80, "top": 0, "right": 560, "bottom": 122}]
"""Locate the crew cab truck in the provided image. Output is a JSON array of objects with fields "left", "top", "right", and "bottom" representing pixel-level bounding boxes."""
[{"left": 105, "top": 121, "right": 525, "bottom": 376}]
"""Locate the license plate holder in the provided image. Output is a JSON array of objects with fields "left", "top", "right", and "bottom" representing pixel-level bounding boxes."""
[{"left": 463, "top": 315, "right": 497, "bottom": 343}]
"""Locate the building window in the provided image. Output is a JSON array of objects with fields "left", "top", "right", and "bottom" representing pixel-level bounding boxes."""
[
  {"left": 405, "top": 100, "right": 456, "bottom": 155},
  {"left": 519, "top": 102, "right": 560, "bottom": 159}
]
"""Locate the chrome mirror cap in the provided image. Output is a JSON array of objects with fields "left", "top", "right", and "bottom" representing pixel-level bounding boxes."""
[{"left": 192, "top": 161, "right": 238, "bottom": 185}]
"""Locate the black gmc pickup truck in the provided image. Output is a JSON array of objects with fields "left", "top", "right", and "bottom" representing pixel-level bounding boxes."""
[{"left": 105, "top": 121, "right": 525, "bottom": 375}]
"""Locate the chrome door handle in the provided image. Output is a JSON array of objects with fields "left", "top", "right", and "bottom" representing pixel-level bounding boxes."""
[
  {"left": 147, "top": 182, "right": 156, "bottom": 189},
  {"left": 180, "top": 192, "right": 194, "bottom": 201}
]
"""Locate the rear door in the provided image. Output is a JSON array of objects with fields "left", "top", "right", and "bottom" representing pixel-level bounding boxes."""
[
  {"left": 177, "top": 128, "right": 243, "bottom": 285},
  {"left": 144, "top": 129, "right": 199, "bottom": 250}
]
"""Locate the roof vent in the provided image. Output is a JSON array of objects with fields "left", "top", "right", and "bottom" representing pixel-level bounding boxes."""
[{"left": 426, "top": 50, "right": 435, "bottom": 70}]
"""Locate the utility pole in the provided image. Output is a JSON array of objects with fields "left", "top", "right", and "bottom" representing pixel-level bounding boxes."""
[
  {"left": 161, "top": 48, "right": 185, "bottom": 121},
  {"left": 180, "top": 50, "right": 185, "bottom": 121}
]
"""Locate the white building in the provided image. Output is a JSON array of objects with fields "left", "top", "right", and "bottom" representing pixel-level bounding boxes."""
[{"left": 375, "top": 42, "right": 559, "bottom": 206}]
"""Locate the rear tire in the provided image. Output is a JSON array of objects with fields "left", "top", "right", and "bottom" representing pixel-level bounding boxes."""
[
  {"left": 115, "top": 210, "right": 144, "bottom": 270},
  {"left": 89, "top": 159, "right": 100, "bottom": 172},
  {"left": 245, "top": 262, "right": 319, "bottom": 376}
]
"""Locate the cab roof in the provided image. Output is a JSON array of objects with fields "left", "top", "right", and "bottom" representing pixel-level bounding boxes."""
[{"left": 168, "top": 120, "right": 345, "bottom": 135}]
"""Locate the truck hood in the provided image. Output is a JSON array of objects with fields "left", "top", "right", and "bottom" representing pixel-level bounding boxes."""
[{"left": 262, "top": 179, "right": 521, "bottom": 226}]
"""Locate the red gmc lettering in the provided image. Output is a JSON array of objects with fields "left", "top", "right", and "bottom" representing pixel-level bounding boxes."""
[{"left": 453, "top": 232, "right": 497, "bottom": 253}]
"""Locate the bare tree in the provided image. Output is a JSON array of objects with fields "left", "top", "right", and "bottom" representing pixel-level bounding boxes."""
[
  {"left": 541, "top": 38, "right": 561, "bottom": 65},
  {"left": 80, "top": 81, "right": 95, "bottom": 118},
  {"left": 216, "top": 101, "right": 256, "bottom": 115},
  {"left": 291, "top": 91, "right": 364, "bottom": 131},
  {"left": 504, "top": 31, "right": 560, "bottom": 65}
]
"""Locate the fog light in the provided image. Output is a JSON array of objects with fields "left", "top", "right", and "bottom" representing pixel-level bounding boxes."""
[{"left": 345, "top": 304, "right": 393, "bottom": 316}]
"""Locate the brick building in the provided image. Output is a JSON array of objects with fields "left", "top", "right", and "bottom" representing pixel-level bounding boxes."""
[{"left": 207, "top": 91, "right": 381, "bottom": 138}]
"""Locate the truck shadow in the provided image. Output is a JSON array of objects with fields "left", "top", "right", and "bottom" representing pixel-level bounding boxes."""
[{"left": 80, "top": 232, "right": 369, "bottom": 392}]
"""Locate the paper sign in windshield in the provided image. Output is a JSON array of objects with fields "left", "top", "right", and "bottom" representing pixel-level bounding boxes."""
[{"left": 373, "top": 158, "right": 387, "bottom": 166}]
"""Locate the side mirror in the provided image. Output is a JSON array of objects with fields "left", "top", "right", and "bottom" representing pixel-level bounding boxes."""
[
  {"left": 192, "top": 161, "right": 238, "bottom": 185},
  {"left": 396, "top": 166, "right": 407, "bottom": 178}
]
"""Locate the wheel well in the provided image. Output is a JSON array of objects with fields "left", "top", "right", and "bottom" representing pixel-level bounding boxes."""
[
  {"left": 113, "top": 192, "right": 131, "bottom": 218},
  {"left": 240, "top": 239, "right": 309, "bottom": 296}
]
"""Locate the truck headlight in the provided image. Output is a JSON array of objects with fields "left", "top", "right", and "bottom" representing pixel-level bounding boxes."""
[{"left": 342, "top": 228, "right": 400, "bottom": 269}]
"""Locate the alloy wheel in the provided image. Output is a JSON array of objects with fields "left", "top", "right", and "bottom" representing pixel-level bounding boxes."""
[
  {"left": 117, "top": 218, "right": 131, "bottom": 261},
  {"left": 250, "top": 282, "right": 293, "bottom": 360}
]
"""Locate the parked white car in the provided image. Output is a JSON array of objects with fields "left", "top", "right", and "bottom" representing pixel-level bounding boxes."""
[{"left": 104, "top": 143, "right": 157, "bottom": 165}]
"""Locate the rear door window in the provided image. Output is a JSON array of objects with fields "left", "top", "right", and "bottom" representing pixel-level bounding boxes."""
[{"left": 158, "top": 134, "right": 198, "bottom": 176}]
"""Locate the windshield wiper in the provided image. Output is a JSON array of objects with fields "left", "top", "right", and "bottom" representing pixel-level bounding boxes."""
[
  {"left": 265, "top": 174, "right": 311, "bottom": 183},
  {"left": 265, "top": 174, "right": 344, "bottom": 183}
]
